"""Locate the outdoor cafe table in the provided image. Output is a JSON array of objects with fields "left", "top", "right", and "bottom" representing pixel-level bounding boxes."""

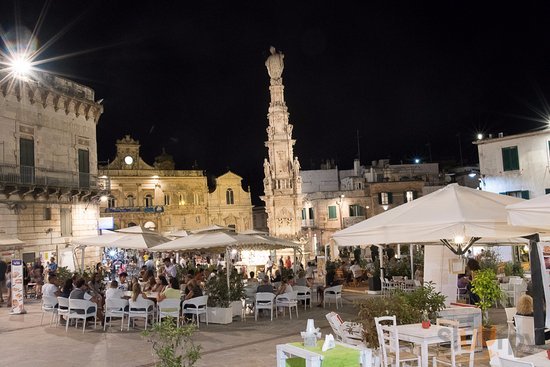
[
  {"left": 276, "top": 341, "right": 371, "bottom": 367},
  {"left": 388, "top": 323, "right": 451, "bottom": 367},
  {"left": 519, "top": 350, "right": 550, "bottom": 367},
  {"left": 123, "top": 291, "right": 159, "bottom": 300}
]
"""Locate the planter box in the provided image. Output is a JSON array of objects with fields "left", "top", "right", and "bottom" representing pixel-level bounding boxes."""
[
  {"left": 200, "top": 307, "right": 232, "bottom": 324},
  {"left": 231, "top": 301, "right": 242, "bottom": 318}
]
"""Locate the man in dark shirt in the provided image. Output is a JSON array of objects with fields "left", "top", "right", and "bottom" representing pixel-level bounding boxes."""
[{"left": 256, "top": 276, "right": 274, "bottom": 294}]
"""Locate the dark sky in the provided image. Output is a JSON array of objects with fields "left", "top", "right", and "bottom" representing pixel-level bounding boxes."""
[{"left": 2, "top": 1, "right": 550, "bottom": 204}]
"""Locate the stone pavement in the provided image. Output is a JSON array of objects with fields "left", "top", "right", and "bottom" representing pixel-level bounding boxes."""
[{"left": 0, "top": 289, "right": 538, "bottom": 367}]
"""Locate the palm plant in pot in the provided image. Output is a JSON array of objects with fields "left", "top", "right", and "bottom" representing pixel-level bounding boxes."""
[{"left": 470, "top": 268, "right": 503, "bottom": 345}]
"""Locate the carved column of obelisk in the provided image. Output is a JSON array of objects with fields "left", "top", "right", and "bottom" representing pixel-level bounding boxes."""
[{"left": 260, "top": 47, "right": 303, "bottom": 239}]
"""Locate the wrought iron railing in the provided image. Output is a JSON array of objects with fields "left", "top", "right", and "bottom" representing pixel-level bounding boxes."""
[{"left": 0, "top": 163, "right": 97, "bottom": 189}]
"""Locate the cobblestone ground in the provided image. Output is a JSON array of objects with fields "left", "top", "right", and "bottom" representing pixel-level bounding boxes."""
[{"left": 0, "top": 288, "right": 547, "bottom": 366}]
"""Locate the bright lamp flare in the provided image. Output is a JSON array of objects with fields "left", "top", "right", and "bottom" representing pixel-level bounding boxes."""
[{"left": 9, "top": 54, "right": 32, "bottom": 78}]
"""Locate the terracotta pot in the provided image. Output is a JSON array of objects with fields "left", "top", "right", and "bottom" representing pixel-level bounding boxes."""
[
  {"left": 481, "top": 325, "right": 496, "bottom": 346},
  {"left": 422, "top": 320, "right": 431, "bottom": 329}
]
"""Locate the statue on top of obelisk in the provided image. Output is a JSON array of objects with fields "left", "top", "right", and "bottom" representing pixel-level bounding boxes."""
[{"left": 265, "top": 46, "right": 284, "bottom": 84}]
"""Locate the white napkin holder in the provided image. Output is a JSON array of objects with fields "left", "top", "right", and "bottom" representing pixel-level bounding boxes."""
[{"left": 322, "top": 334, "right": 336, "bottom": 352}]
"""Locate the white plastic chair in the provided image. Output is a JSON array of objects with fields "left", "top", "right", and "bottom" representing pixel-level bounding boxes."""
[
  {"left": 56, "top": 297, "right": 70, "bottom": 327},
  {"left": 104, "top": 298, "right": 129, "bottom": 331},
  {"left": 128, "top": 297, "right": 155, "bottom": 330},
  {"left": 157, "top": 298, "right": 181, "bottom": 326},
  {"left": 513, "top": 315, "right": 535, "bottom": 346},
  {"left": 504, "top": 307, "right": 517, "bottom": 339},
  {"left": 243, "top": 286, "right": 257, "bottom": 317},
  {"left": 66, "top": 299, "right": 97, "bottom": 333},
  {"left": 294, "top": 286, "right": 312, "bottom": 310},
  {"left": 375, "top": 315, "right": 421, "bottom": 366},
  {"left": 254, "top": 292, "right": 276, "bottom": 321},
  {"left": 182, "top": 295, "right": 208, "bottom": 329},
  {"left": 499, "top": 356, "right": 534, "bottom": 367},
  {"left": 325, "top": 311, "right": 365, "bottom": 347},
  {"left": 41, "top": 295, "right": 58, "bottom": 326},
  {"left": 486, "top": 339, "right": 514, "bottom": 367},
  {"left": 323, "top": 285, "right": 342, "bottom": 309},
  {"left": 276, "top": 291, "right": 299, "bottom": 319}
]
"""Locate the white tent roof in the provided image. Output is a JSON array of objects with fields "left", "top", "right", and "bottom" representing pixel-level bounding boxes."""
[
  {"left": 73, "top": 227, "right": 170, "bottom": 249},
  {"left": 333, "top": 184, "right": 538, "bottom": 247},
  {"left": 152, "top": 229, "right": 300, "bottom": 252},
  {"left": 0, "top": 236, "right": 24, "bottom": 247},
  {"left": 507, "top": 193, "right": 550, "bottom": 229}
]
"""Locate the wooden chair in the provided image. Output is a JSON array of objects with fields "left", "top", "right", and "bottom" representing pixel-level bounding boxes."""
[
  {"left": 255, "top": 292, "right": 276, "bottom": 321},
  {"left": 432, "top": 320, "right": 477, "bottom": 367},
  {"left": 374, "top": 315, "right": 421, "bottom": 367},
  {"left": 499, "top": 356, "right": 534, "bottom": 367},
  {"left": 325, "top": 311, "right": 365, "bottom": 347}
]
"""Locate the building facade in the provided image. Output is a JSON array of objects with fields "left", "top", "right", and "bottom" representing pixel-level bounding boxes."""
[
  {"left": 0, "top": 69, "right": 104, "bottom": 266},
  {"left": 260, "top": 47, "right": 304, "bottom": 239},
  {"left": 99, "top": 136, "right": 252, "bottom": 233},
  {"left": 475, "top": 129, "right": 550, "bottom": 198}
]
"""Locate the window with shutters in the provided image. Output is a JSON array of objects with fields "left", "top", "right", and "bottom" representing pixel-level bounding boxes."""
[
  {"left": 78, "top": 149, "right": 90, "bottom": 188},
  {"left": 405, "top": 190, "right": 416, "bottom": 203},
  {"left": 60, "top": 208, "right": 72, "bottom": 237},
  {"left": 144, "top": 194, "right": 153, "bottom": 207},
  {"left": 328, "top": 205, "right": 337, "bottom": 219},
  {"left": 378, "top": 192, "right": 393, "bottom": 205},
  {"left": 502, "top": 146, "right": 519, "bottom": 171},
  {"left": 309, "top": 207, "right": 314, "bottom": 220},
  {"left": 349, "top": 204, "right": 365, "bottom": 217},
  {"left": 20, "top": 138, "right": 35, "bottom": 184}
]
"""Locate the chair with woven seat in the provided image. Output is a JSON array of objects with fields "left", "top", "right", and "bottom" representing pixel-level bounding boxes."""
[
  {"left": 182, "top": 295, "right": 208, "bottom": 329},
  {"left": 499, "top": 357, "right": 534, "bottom": 367},
  {"left": 276, "top": 291, "right": 299, "bottom": 319},
  {"left": 128, "top": 297, "right": 155, "bottom": 330},
  {"left": 66, "top": 298, "right": 97, "bottom": 333},
  {"left": 255, "top": 292, "right": 276, "bottom": 321},
  {"left": 104, "top": 298, "right": 129, "bottom": 331},
  {"left": 432, "top": 320, "right": 477, "bottom": 367},
  {"left": 157, "top": 298, "right": 181, "bottom": 326},
  {"left": 323, "top": 285, "right": 342, "bottom": 309},
  {"left": 40, "top": 295, "right": 59, "bottom": 326},
  {"left": 375, "top": 315, "right": 421, "bottom": 366},
  {"left": 294, "top": 286, "right": 312, "bottom": 310}
]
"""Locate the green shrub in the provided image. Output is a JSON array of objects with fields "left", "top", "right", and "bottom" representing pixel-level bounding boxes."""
[{"left": 471, "top": 268, "right": 502, "bottom": 327}]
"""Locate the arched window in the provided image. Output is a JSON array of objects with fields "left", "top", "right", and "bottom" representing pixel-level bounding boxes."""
[
  {"left": 127, "top": 194, "right": 135, "bottom": 207},
  {"left": 108, "top": 197, "right": 116, "bottom": 208},
  {"left": 226, "top": 188, "right": 234, "bottom": 205},
  {"left": 144, "top": 194, "right": 153, "bottom": 207},
  {"left": 164, "top": 194, "right": 171, "bottom": 206}
]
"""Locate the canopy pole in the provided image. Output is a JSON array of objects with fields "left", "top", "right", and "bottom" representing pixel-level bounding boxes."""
[
  {"left": 409, "top": 244, "right": 414, "bottom": 280},
  {"left": 226, "top": 247, "right": 230, "bottom": 302},
  {"left": 526, "top": 234, "right": 545, "bottom": 345}
]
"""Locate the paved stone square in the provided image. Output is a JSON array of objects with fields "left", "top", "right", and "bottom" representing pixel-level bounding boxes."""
[{"left": 0, "top": 289, "right": 533, "bottom": 367}]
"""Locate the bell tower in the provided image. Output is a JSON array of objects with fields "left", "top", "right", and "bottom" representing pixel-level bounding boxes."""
[{"left": 260, "top": 47, "right": 303, "bottom": 239}]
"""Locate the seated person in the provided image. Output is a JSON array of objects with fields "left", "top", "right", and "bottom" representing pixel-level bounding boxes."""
[
  {"left": 247, "top": 271, "right": 259, "bottom": 287},
  {"left": 317, "top": 268, "right": 341, "bottom": 307},
  {"left": 143, "top": 276, "right": 156, "bottom": 292},
  {"left": 256, "top": 276, "right": 274, "bottom": 293},
  {"left": 457, "top": 274, "right": 470, "bottom": 302},
  {"left": 295, "top": 270, "right": 307, "bottom": 286},
  {"left": 69, "top": 278, "right": 102, "bottom": 320},
  {"left": 152, "top": 275, "right": 168, "bottom": 294},
  {"left": 183, "top": 279, "right": 203, "bottom": 321},
  {"left": 105, "top": 280, "right": 125, "bottom": 300},
  {"left": 270, "top": 269, "right": 282, "bottom": 283},
  {"left": 349, "top": 261, "right": 363, "bottom": 282},
  {"left": 515, "top": 294, "right": 550, "bottom": 340},
  {"left": 41, "top": 273, "right": 61, "bottom": 302},
  {"left": 60, "top": 278, "right": 74, "bottom": 299},
  {"left": 117, "top": 272, "right": 129, "bottom": 291},
  {"left": 158, "top": 277, "right": 181, "bottom": 302},
  {"left": 275, "top": 278, "right": 293, "bottom": 297}
]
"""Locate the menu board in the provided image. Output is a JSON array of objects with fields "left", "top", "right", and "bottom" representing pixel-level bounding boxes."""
[
  {"left": 10, "top": 259, "right": 24, "bottom": 314},
  {"left": 537, "top": 243, "right": 550, "bottom": 328}
]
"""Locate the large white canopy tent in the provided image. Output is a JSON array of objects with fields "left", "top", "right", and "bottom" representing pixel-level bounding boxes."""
[
  {"left": 332, "top": 184, "right": 539, "bottom": 306},
  {"left": 507, "top": 193, "right": 550, "bottom": 229},
  {"left": 152, "top": 226, "right": 300, "bottom": 298}
]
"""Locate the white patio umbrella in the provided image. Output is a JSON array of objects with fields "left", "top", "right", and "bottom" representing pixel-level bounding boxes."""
[
  {"left": 0, "top": 236, "right": 24, "bottom": 257},
  {"left": 506, "top": 193, "right": 550, "bottom": 229},
  {"left": 332, "top": 184, "right": 538, "bottom": 255}
]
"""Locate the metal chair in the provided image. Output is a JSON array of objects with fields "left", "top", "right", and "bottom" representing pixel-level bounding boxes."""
[
  {"left": 104, "top": 298, "right": 129, "bottom": 331},
  {"left": 254, "top": 292, "right": 276, "bottom": 321},
  {"left": 323, "top": 285, "right": 342, "bottom": 309},
  {"left": 40, "top": 295, "right": 58, "bottom": 326},
  {"left": 157, "top": 298, "right": 181, "bottom": 326},
  {"left": 375, "top": 315, "right": 421, "bottom": 367},
  {"left": 128, "top": 297, "right": 155, "bottom": 330},
  {"left": 66, "top": 298, "right": 97, "bottom": 333},
  {"left": 294, "top": 286, "right": 312, "bottom": 309},
  {"left": 276, "top": 291, "right": 299, "bottom": 319},
  {"left": 182, "top": 295, "right": 208, "bottom": 329}
]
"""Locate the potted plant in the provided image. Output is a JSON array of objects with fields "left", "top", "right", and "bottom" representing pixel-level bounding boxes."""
[
  {"left": 470, "top": 268, "right": 502, "bottom": 345},
  {"left": 202, "top": 270, "right": 244, "bottom": 324}
]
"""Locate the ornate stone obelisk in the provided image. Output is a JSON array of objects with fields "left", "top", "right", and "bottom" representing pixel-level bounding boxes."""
[{"left": 261, "top": 47, "right": 303, "bottom": 239}]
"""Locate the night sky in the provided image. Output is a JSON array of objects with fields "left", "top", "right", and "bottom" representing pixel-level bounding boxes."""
[{"left": 2, "top": 1, "right": 550, "bottom": 204}]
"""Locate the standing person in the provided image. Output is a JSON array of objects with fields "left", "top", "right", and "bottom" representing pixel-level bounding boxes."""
[
  {"left": 48, "top": 257, "right": 58, "bottom": 274},
  {"left": 145, "top": 255, "right": 155, "bottom": 273},
  {"left": 278, "top": 256, "right": 284, "bottom": 271},
  {"left": 0, "top": 257, "right": 7, "bottom": 306},
  {"left": 265, "top": 256, "right": 274, "bottom": 277},
  {"left": 163, "top": 258, "right": 177, "bottom": 279},
  {"left": 285, "top": 256, "right": 292, "bottom": 270}
]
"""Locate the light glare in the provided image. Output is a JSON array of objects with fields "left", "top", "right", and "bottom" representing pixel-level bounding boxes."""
[{"left": 9, "top": 54, "right": 32, "bottom": 78}]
